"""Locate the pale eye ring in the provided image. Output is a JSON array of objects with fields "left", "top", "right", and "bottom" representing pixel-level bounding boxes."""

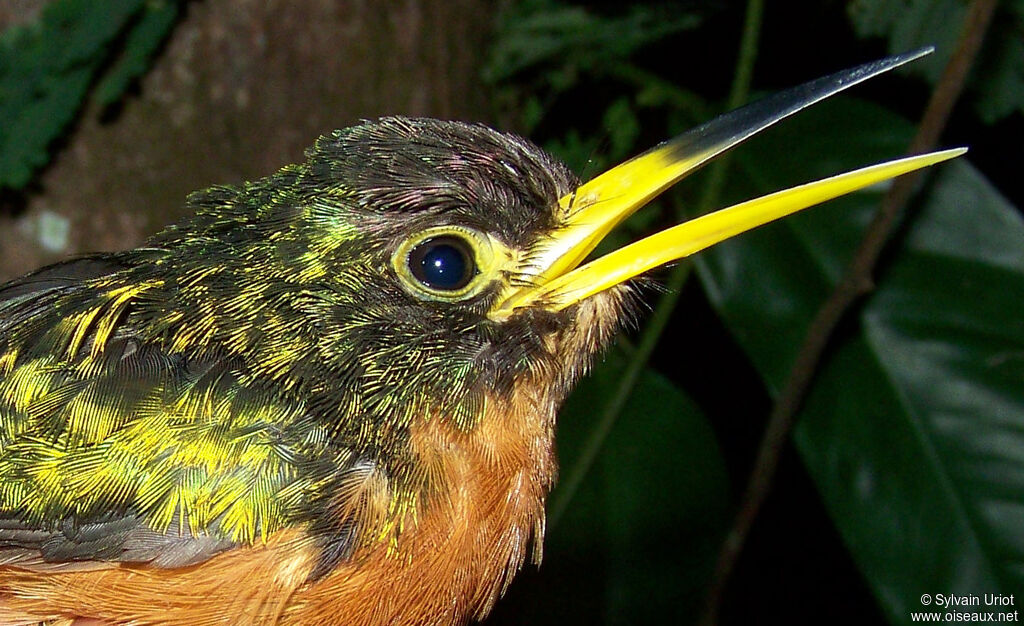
[{"left": 392, "top": 226, "right": 500, "bottom": 301}]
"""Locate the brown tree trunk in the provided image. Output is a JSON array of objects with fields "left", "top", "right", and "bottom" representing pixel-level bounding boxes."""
[{"left": 0, "top": 0, "right": 494, "bottom": 280}]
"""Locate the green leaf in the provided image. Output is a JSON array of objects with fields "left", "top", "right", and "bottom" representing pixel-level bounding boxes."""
[
  {"left": 694, "top": 97, "right": 1024, "bottom": 620},
  {"left": 601, "top": 97, "right": 641, "bottom": 162},
  {"left": 847, "top": 0, "right": 964, "bottom": 84},
  {"left": 0, "top": 0, "right": 178, "bottom": 189},
  {"left": 0, "top": 65, "right": 93, "bottom": 188},
  {"left": 48, "top": 0, "right": 145, "bottom": 67},
  {"left": 484, "top": 0, "right": 701, "bottom": 85},
  {"left": 847, "top": 0, "right": 1024, "bottom": 122},
  {"left": 95, "top": 1, "right": 181, "bottom": 106},
  {"left": 525, "top": 353, "right": 729, "bottom": 625}
]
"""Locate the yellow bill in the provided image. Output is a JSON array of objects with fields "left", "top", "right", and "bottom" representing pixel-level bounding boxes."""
[
  {"left": 506, "top": 149, "right": 964, "bottom": 313},
  {"left": 489, "top": 49, "right": 966, "bottom": 319}
]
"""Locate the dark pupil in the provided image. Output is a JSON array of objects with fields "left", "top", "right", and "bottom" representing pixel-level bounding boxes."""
[{"left": 408, "top": 236, "right": 475, "bottom": 291}]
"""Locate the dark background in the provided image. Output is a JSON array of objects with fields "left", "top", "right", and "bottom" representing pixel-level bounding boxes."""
[{"left": 0, "top": 1, "right": 1020, "bottom": 624}]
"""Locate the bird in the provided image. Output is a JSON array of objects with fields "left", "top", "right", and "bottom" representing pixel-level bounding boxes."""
[{"left": 0, "top": 49, "right": 962, "bottom": 625}]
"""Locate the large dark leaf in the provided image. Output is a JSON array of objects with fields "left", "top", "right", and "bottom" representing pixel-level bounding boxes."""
[{"left": 695, "top": 97, "right": 1024, "bottom": 621}]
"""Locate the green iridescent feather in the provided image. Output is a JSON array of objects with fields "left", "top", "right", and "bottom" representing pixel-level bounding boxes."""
[{"left": 0, "top": 117, "right": 595, "bottom": 571}]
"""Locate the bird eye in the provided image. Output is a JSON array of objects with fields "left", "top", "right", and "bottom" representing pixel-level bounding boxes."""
[
  {"left": 407, "top": 236, "right": 475, "bottom": 291},
  {"left": 392, "top": 226, "right": 501, "bottom": 302}
]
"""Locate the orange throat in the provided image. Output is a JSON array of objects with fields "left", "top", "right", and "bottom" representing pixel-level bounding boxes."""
[{"left": 288, "top": 383, "right": 559, "bottom": 625}]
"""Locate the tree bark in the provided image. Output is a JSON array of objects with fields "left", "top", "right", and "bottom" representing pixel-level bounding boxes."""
[{"left": 0, "top": 0, "right": 493, "bottom": 280}]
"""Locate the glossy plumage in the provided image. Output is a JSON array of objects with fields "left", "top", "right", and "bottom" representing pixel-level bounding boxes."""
[
  {"left": 0, "top": 51, "right": 964, "bottom": 625},
  {"left": 0, "top": 117, "right": 630, "bottom": 624}
]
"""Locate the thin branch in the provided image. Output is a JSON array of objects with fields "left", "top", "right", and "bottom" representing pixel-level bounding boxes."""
[{"left": 698, "top": 1, "right": 999, "bottom": 624}]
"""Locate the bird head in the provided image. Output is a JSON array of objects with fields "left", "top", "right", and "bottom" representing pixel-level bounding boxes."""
[{"left": 148, "top": 117, "right": 627, "bottom": 436}]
